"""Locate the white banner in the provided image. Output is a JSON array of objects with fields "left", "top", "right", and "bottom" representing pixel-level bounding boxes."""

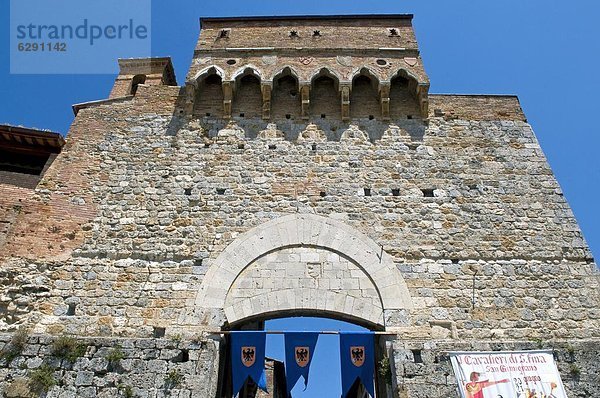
[{"left": 450, "top": 351, "right": 567, "bottom": 398}]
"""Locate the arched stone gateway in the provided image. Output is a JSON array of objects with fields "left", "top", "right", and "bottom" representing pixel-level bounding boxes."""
[{"left": 196, "top": 214, "right": 414, "bottom": 328}]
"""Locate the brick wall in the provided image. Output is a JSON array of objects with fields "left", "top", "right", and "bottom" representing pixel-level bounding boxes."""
[
  {"left": 198, "top": 17, "right": 418, "bottom": 51},
  {"left": 350, "top": 75, "right": 381, "bottom": 119},
  {"left": 390, "top": 77, "right": 420, "bottom": 118},
  {"left": 0, "top": 184, "right": 33, "bottom": 251},
  {"left": 429, "top": 95, "right": 526, "bottom": 121},
  {"left": 310, "top": 76, "right": 340, "bottom": 119},
  {"left": 194, "top": 75, "right": 224, "bottom": 117},
  {"left": 0, "top": 172, "right": 40, "bottom": 190},
  {"left": 231, "top": 75, "right": 262, "bottom": 118},
  {"left": 271, "top": 75, "right": 302, "bottom": 119}
]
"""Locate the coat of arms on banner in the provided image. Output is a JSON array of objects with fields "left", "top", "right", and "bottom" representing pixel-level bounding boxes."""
[
  {"left": 295, "top": 346, "right": 310, "bottom": 367},
  {"left": 241, "top": 346, "right": 256, "bottom": 367},
  {"left": 350, "top": 346, "right": 365, "bottom": 367}
]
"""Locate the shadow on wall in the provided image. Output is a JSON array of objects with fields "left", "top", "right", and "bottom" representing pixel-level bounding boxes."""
[
  {"left": 190, "top": 65, "right": 423, "bottom": 122},
  {"left": 162, "top": 64, "right": 426, "bottom": 145},
  {"left": 169, "top": 117, "right": 427, "bottom": 143}
]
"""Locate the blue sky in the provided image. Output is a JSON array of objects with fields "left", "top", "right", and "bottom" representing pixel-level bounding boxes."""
[
  {"left": 1, "top": 1, "right": 597, "bottom": 263},
  {"left": 265, "top": 317, "right": 367, "bottom": 397}
]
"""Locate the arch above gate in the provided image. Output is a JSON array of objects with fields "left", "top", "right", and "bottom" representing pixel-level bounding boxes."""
[{"left": 195, "top": 214, "right": 414, "bottom": 326}]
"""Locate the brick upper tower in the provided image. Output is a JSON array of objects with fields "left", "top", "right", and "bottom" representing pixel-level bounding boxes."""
[{"left": 184, "top": 15, "right": 429, "bottom": 121}]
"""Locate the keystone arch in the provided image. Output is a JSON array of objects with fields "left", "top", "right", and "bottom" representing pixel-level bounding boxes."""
[{"left": 195, "top": 214, "right": 414, "bottom": 327}]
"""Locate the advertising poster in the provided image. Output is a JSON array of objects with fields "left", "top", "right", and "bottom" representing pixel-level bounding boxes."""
[{"left": 450, "top": 351, "right": 567, "bottom": 398}]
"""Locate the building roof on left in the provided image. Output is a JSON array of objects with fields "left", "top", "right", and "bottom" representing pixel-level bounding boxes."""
[{"left": 0, "top": 124, "right": 65, "bottom": 155}]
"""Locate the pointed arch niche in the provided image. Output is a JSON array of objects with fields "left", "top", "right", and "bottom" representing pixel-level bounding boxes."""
[
  {"left": 310, "top": 68, "right": 341, "bottom": 120},
  {"left": 193, "top": 67, "right": 225, "bottom": 118},
  {"left": 271, "top": 67, "right": 301, "bottom": 120},
  {"left": 232, "top": 67, "right": 262, "bottom": 118},
  {"left": 389, "top": 69, "right": 421, "bottom": 119},
  {"left": 350, "top": 68, "right": 381, "bottom": 119}
]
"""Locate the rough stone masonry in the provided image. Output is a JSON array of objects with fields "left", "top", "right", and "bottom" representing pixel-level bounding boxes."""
[{"left": 0, "top": 14, "right": 598, "bottom": 398}]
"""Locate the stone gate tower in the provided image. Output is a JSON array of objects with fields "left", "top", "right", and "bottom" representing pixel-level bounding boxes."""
[{"left": 0, "top": 14, "right": 599, "bottom": 398}]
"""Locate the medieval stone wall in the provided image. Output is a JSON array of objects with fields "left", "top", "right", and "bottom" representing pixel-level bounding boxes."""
[
  {"left": 0, "top": 334, "right": 220, "bottom": 398},
  {"left": 0, "top": 334, "right": 596, "bottom": 397},
  {"left": 0, "top": 84, "right": 596, "bottom": 340},
  {"left": 1, "top": 75, "right": 598, "bottom": 396}
]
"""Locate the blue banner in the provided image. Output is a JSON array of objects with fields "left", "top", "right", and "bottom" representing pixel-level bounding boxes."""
[
  {"left": 339, "top": 331, "right": 375, "bottom": 398},
  {"left": 284, "top": 332, "right": 319, "bottom": 396},
  {"left": 230, "top": 331, "right": 267, "bottom": 396}
]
